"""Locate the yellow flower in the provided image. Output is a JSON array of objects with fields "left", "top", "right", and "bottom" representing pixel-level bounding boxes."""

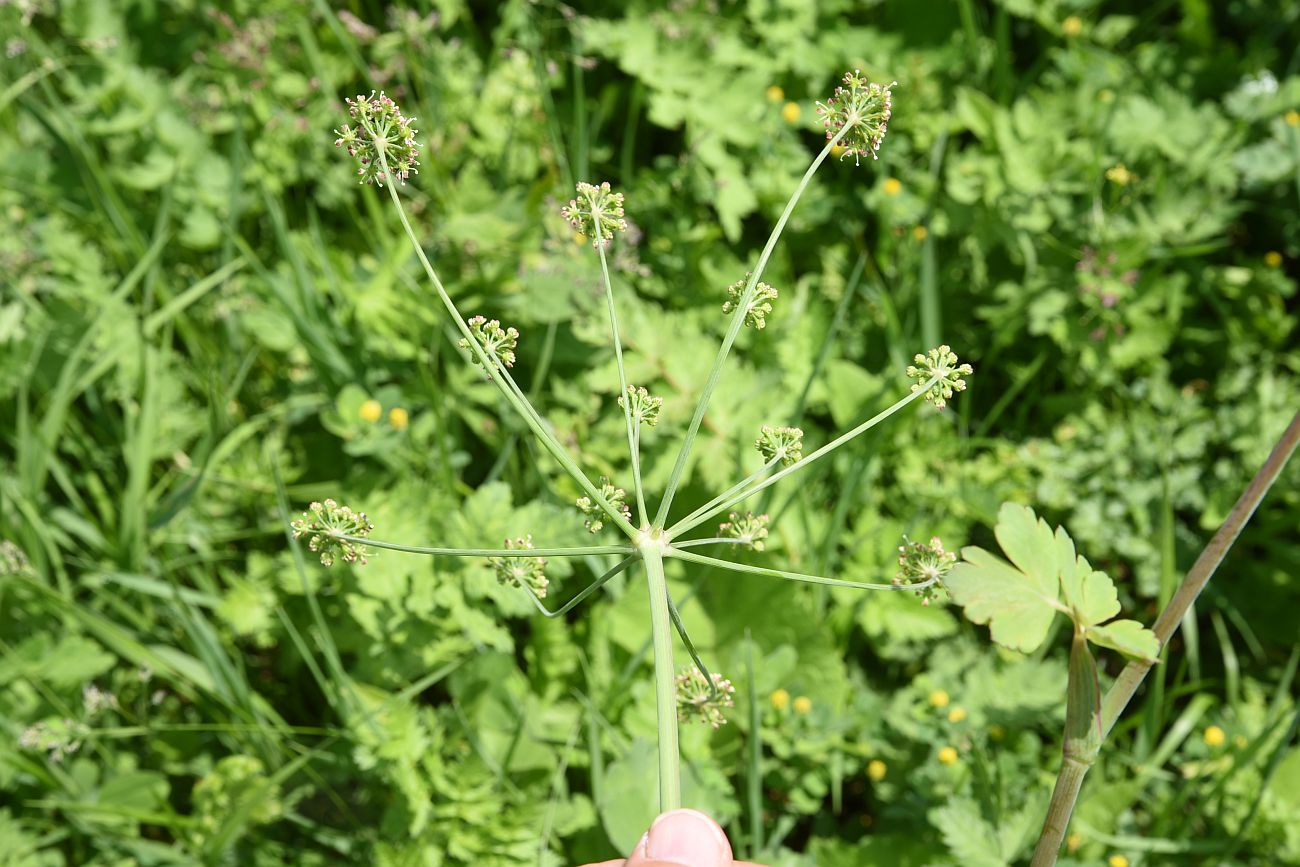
[
  {"left": 947, "top": 707, "right": 968, "bottom": 724},
  {"left": 1265, "top": 250, "right": 1283, "bottom": 267},
  {"left": 928, "top": 689, "right": 950, "bottom": 709},
  {"left": 912, "top": 225, "right": 928, "bottom": 241},
  {"left": 1285, "top": 109, "right": 1300, "bottom": 127},
  {"left": 389, "top": 407, "right": 409, "bottom": 430},
  {"left": 574, "top": 231, "right": 588, "bottom": 246},
  {"left": 1203, "top": 725, "right": 1226, "bottom": 747},
  {"left": 883, "top": 177, "right": 902, "bottom": 196},
  {"left": 766, "top": 85, "right": 785, "bottom": 103},
  {"left": 782, "top": 101, "right": 802, "bottom": 124},
  {"left": 831, "top": 144, "right": 846, "bottom": 158},
  {"left": 1066, "top": 832, "right": 1082, "bottom": 852},
  {"left": 1106, "top": 163, "right": 1135, "bottom": 186},
  {"left": 867, "top": 759, "right": 887, "bottom": 781},
  {"left": 1108, "top": 855, "right": 1129, "bottom": 867},
  {"left": 937, "top": 746, "right": 958, "bottom": 765},
  {"left": 1062, "top": 15, "right": 1082, "bottom": 37},
  {"left": 359, "top": 399, "right": 382, "bottom": 423},
  {"left": 793, "top": 695, "right": 812, "bottom": 714},
  {"left": 770, "top": 688, "right": 790, "bottom": 711}
]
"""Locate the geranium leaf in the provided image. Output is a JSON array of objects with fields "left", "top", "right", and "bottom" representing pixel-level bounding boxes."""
[
  {"left": 1059, "top": 552, "right": 1121, "bottom": 628},
  {"left": 1088, "top": 619, "right": 1161, "bottom": 663},
  {"left": 945, "top": 545, "right": 1062, "bottom": 654}
]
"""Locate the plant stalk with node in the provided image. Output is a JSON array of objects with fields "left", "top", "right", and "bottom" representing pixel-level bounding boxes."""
[{"left": 303, "top": 76, "right": 963, "bottom": 814}]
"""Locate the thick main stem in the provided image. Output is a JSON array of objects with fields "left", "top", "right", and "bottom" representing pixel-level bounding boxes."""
[
  {"left": 1029, "top": 409, "right": 1300, "bottom": 867},
  {"left": 1100, "top": 413, "right": 1300, "bottom": 737},
  {"left": 1029, "top": 759, "right": 1090, "bottom": 867},
  {"left": 642, "top": 543, "right": 681, "bottom": 812}
]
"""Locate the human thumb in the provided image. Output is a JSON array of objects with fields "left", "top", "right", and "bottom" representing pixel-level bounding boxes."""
[{"left": 624, "top": 809, "right": 734, "bottom": 867}]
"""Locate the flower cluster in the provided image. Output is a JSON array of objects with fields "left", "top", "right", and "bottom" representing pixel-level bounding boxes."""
[
  {"left": 0, "top": 540, "right": 31, "bottom": 576},
  {"left": 19, "top": 718, "right": 87, "bottom": 763},
  {"left": 333, "top": 91, "right": 421, "bottom": 186},
  {"left": 722, "top": 275, "right": 779, "bottom": 329},
  {"left": 561, "top": 181, "right": 628, "bottom": 248},
  {"left": 894, "top": 536, "right": 957, "bottom": 606},
  {"left": 459, "top": 316, "right": 519, "bottom": 375},
  {"left": 719, "top": 511, "right": 770, "bottom": 551},
  {"left": 1076, "top": 246, "right": 1137, "bottom": 341},
  {"left": 576, "top": 477, "right": 632, "bottom": 533},
  {"left": 618, "top": 385, "right": 663, "bottom": 427},
  {"left": 489, "top": 535, "right": 549, "bottom": 599},
  {"left": 291, "top": 499, "right": 374, "bottom": 567},
  {"left": 815, "top": 71, "right": 895, "bottom": 164},
  {"left": 755, "top": 425, "right": 804, "bottom": 466},
  {"left": 905, "top": 345, "right": 973, "bottom": 410},
  {"left": 82, "top": 684, "right": 118, "bottom": 715},
  {"left": 675, "top": 669, "right": 736, "bottom": 728}
]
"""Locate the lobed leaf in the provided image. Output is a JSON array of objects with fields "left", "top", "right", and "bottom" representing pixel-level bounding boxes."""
[
  {"left": 1088, "top": 619, "right": 1161, "bottom": 663},
  {"left": 945, "top": 545, "right": 1062, "bottom": 653}
]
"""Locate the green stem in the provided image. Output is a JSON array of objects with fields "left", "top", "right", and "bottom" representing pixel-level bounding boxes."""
[
  {"left": 668, "top": 379, "right": 936, "bottom": 538},
  {"left": 642, "top": 544, "right": 681, "bottom": 812},
  {"left": 672, "top": 457, "right": 781, "bottom": 536},
  {"left": 374, "top": 150, "right": 635, "bottom": 537},
  {"left": 666, "top": 591, "right": 719, "bottom": 700},
  {"left": 1028, "top": 409, "right": 1300, "bottom": 867},
  {"left": 1100, "top": 415, "right": 1299, "bottom": 739},
  {"left": 521, "top": 555, "right": 640, "bottom": 618},
  {"left": 673, "top": 537, "right": 747, "bottom": 549},
  {"left": 340, "top": 534, "right": 633, "bottom": 558},
  {"left": 597, "top": 244, "right": 647, "bottom": 523},
  {"left": 668, "top": 548, "right": 939, "bottom": 593},
  {"left": 654, "top": 128, "right": 849, "bottom": 526},
  {"left": 1029, "top": 759, "right": 1091, "bottom": 867}
]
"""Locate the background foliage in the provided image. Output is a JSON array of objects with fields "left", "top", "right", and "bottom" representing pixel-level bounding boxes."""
[{"left": 2, "top": 0, "right": 1299, "bottom": 864}]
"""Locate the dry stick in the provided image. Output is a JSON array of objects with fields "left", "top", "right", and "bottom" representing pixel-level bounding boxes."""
[{"left": 1030, "top": 409, "right": 1300, "bottom": 867}]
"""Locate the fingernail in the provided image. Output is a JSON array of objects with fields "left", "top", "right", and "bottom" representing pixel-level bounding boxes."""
[{"left": 644, "top": 809, "right": 729, "bottom": 866}]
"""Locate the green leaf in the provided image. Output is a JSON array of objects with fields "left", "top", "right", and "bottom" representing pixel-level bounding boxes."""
[
  {"left": 598, "top": 738, "right": 657, "bottom": 854},
  {"left": 1088, "top": 619, "right": 1160, "bottom": 663},
  {"left": 945, "top": 544, "right": 1062, "bottom": 653},
  {"left": 994, "top": 503, "right": 1060, "bottom": 590},
  {"left": 929, "top": 795, "right": 1029, "bottom": 867},
  {"left": 1059, "top": 552, "right": 1120, "bottom": 628}
]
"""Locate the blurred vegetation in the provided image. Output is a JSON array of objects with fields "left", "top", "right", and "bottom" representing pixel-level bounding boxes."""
[{"left": 1, "top": 0, "right": 1298, "bottom": 864}]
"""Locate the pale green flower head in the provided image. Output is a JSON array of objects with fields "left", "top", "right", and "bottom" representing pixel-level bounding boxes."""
[
  {"left": 894, "top": 535, "right": 956, "bottom": 606},
  {"left": 333, "top": 91, "right": 421, "bottom": 186},
  {"left": 619, "top": 385, "right": 663, "bottom": 427},
  {"left": 675, "top": 668, "right": 736, "bottom": 729},
  {"left": 576, "top": 477, "right": 632, "bottom": 533},
  {"left": 489, "top": 535, "right": 549, "bottom": 598},
  {"left": 815, "top": 71, "right": 895, "bottom": 165},
  {"left": 291, "top": 499, "right": 373, "bottom": 567},
  {"left": 756, "top": 425, "right": 804, "bottom": 466},
  {"left": 562, "top": 181, "right": 628, "bottom": 248},
  {"left": 906, "top": 345, "right": 973, "bottom": 410},
  {"left": 459, "top": 316, "right": 519, "bottom": 375},
  {"left": 719, "top": 511, "right": 770, "bottom": 551},
  {"left": 723, "top": 274, "right": 779, "bottom": 329}
]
